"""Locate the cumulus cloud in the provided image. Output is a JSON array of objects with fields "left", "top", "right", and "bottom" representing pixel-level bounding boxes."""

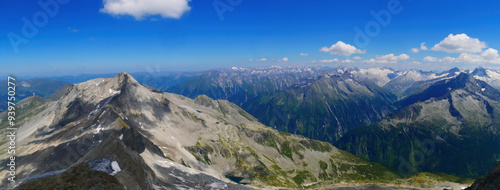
[
  {"left": 318, "top": 58, "right": 353, "bottom": 63},
  {"left": 423, "top": 56, "right": 455, "bottom": 63},
  {"left": 352, "top": 56, "right": 363, "bottom": 60},
  {"left": 424, "top": 48, "right": 500, "bottom": 64},
  {"left": 423, "top": 56, "right": 439, "bottom": 62},
  {"left": 319, "top": 41, "right": 366, "bottom": 56},
  {"left": 257, "top": 58, "right": 267, "bottom": 62},
  {"left": 431, "top": 33, "right": 486, "bottom": 53},
  {"left": 299, "top": 53, "right": 308, "bottom": 56},
  {"left": 319, "top": 58, "right": 339, "bottom": 63},
  {"left": 455, "top": 48, "right": 500, "bottom": 64},
  {"left": 376, "top": 53, "right": 410, "bottom": 62},
  {"left": 363, "top": 53, "right": 410, "bottom": 64},
  {"left": 410, "top": 43, "right": 428, "bottom": 53},
  {"left": 420, "top": 42, "right": 428, "bottom": 51},
  {"left": 342, "top": 59, "right": 354, "bottom": 64},
  {"left": 101, "top": 0, "right": 191, "bottom": 20},
  {"left": 282, "top": 58, "right": 288, "bottom": 62}
]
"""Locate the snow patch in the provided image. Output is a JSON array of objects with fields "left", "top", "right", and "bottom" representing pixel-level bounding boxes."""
[
  {"left": 168, "top": 173, "right": 186, "bottom": 182},
  {"left": 95, "top": 124, "right": 102, "bottom": 133},
  {"left": 109, "top": 89, "right": 121, "bottom": 95},
  {"left": 99, "top": 110, "right": 106, "bottom": 119},
  {"left": 482, "top": 88, "right": 486, "bottom": 92},
  {"left": 110, "top": 161, "right": 121, "bottom": 176},
  {"left": 119, "top": 134, "right": 123, "bottom": 140},
  {"left": 21, "top": 81, "right": 31, "bottom": 88},
  {"left": 209, "top": 182, "right": 228, "bottom": 190}
]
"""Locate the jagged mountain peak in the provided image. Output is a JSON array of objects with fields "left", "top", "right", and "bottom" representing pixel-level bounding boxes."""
[
  {"left": 472, "top": 66, "right": 488, "bottom": 77},
  {"left": 449, "top": 67, "right": 460, "bottom": 73},
  {"left": 115, "top": 72, "right": 137, "bottom": 82},
  {"left": 442, "top": 67, "right": 461, "bottom": 76},
  {"left": 452, "top": 72, "right": 476, "bottom": 86},
  {"left": 398, "top": 72, "right": 498, "bottom": 108}
]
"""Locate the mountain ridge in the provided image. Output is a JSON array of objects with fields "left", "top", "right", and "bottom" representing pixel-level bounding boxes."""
[
  {"left": 336, "top": 72, "right": 500, "bottom": 178},
  {"left": 0, "top": 72, "right": 401, "bottom": 189}
]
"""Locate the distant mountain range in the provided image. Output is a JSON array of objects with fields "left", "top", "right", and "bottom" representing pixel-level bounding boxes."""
[
  {"left": 3, "top": 66, "right": 500, "bottom": 188},
  {"left": 0, "top": 78, "right": 67, "bottom": 112},
  {"left": 167, "top": 67, "right": 398, "bottom": 142},
  {"left": 336, "top": 73, "right": 500, "bottom": 178},
  {"left": 165, "top": 66, "right": 500, "bottom": 179}
]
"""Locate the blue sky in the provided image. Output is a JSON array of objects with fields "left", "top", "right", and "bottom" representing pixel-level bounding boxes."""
[{"left": 2, "top": 0, "right": 500, "bottom": 76}]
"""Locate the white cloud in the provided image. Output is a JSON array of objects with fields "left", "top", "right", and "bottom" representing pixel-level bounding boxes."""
[
  {"left": 342, "top": 59, "right": 354, "bottom": 64},
  {"left": 101, "top": 0, "right": 191, "bottom": 20},
  {"left": 319, "top": 41, "right": 366, "bottom": 56},
  {"left": 423, "top": 56, "right": 455, "bottom": 63},
  {"left": 282, "top": 58, "right": 288, "bottom": 62},
  {"left": 363, "top": 53, "right": 410, "bottom": 64},
  {"left": 424, "top": 48, "right": 500, "bottom": 64},
  {"left": 299, "top": 53, "right": 308, "bottom": 56},
  {"left": 362, "top": 59, "right": 378, "bottom": 64},
  {"left": 481, "top": 48, "right": 499, "bottom": 60},
  {"left": 410, "top": 43, "right": 428, "bottom": 53},
  {"left": 455, "top": 48, "right": 500, "bottom": 64},
  {"left": 420, "top": 42, "right": 428, "bottom": 51},
  {"left": 423, "top": 56, "right": 439, "bottom": 62},
  {"left": 318, "top": 59, "right": 353, "bottom": 64},
  {"left": 257, "top": 58, "right": 267, "bottom": 62},
  {"left": 352, "top": 56, "right": 363, "bottom": 60},
  {"left": 319, "top": 58, "right": 339, "bottom": 63},
  {"left": 440, "top": 57, "right": 456, "bottom": 63},
  {"left": 376, "top": 53, "right": 410, "bottom": 62},
  {"left": 248, "top": 59, "right": 253, "bottom": 61},
  {"left": 431, "top": 33, "right": 486, "bottom": 53}
]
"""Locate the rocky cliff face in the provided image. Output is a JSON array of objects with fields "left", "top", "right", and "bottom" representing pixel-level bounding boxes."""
[{"left": 0, "top": 73, "right": 399, "bottom": 189}]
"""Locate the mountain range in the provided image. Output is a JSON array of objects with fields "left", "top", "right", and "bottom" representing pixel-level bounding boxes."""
[
  {"left": 0, "top": 73, "right": 402, "bottom": 189},
  {"left": 2, "top": 66, "right": 500, "bottom": 189},
  {"left": 165, "top": 66, "right": 500, "bottom": 180},
  {"left": 0, "top": 78, "right": 67, "bottom": 112},
  {"left": 336, "top": 73, "right": 500, "bottom": 178}
]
